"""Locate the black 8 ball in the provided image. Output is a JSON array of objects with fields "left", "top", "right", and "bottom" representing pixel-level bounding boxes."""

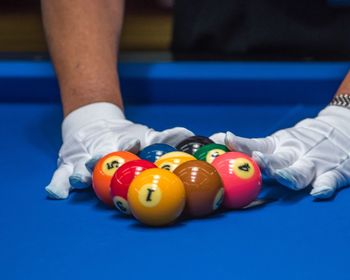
[{"left": 175, "top": 136, "right": 214, "bottom": 155}]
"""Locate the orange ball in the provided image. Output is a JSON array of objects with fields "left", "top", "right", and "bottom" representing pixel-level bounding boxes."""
[
  {"left": 92, "top": 151, "right": 139, "bottom": 206},
  {"left": 128, "top": 168, "right": 186, "bottom": 226}
]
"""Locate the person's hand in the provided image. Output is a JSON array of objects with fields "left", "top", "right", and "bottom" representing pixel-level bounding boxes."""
[
  {"left": 211, "top": 106, "right": 350, "bottom": 199},
  {"left": 46, "top": 102, "right": 193, "bottom": 199}
]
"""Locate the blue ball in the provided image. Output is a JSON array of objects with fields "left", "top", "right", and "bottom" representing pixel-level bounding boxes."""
[{"left": 138, "top": 143, "right": 177, "bottom": 163}]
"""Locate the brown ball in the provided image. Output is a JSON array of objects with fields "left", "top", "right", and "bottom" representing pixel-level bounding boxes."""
[{"left": 174, "top": 160, "right": 224, "bottom": 217}]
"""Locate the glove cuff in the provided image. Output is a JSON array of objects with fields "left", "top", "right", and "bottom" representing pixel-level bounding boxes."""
[{"left": 62, "top": 102, "right": 125, "bottom": 141}]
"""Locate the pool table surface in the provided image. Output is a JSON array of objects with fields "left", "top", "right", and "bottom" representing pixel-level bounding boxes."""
[{"left": 1, "top": 61, "right": 350, "bottom": 280}]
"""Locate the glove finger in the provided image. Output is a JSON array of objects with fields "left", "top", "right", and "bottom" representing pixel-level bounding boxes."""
[
  {"left": 251, "top": 151, "right": 271, "bottom": 177},
  {"left": 85, "top": 144, "right": 117, "bottom": 172},
  {"left": 209, "top": 133, "right": 226, "bottom": 145},
  {"left": 45, "top": 163, "right": 73, "bottom": 199},
  {"left": 69, "top": 157, "right": 92, "bottom": 189},
  {"left": 225, "top": 131, "right": 275, "bottom": 156},
  {"left": 273, "top": 158, "right": 316, "bottom": 191},
  {"left": 85, "top": 157, "right": 101, "bottom": 173},
  {"left": 252, "top": 150, "right": 297, "bottom": 177},
  {"left": 311, "top": 169, "right": 348, "bottom": 199},
  {"left": 144, "top": 127, "right": 194, "bottom": 148}
]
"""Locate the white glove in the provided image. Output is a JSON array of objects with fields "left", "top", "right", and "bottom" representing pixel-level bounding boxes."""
[
  {"left": 211, "top": 106, "right": 350, "bottom": 199},
  {"left": 46, "top": 102, "right": 193, "bottom": 199}
]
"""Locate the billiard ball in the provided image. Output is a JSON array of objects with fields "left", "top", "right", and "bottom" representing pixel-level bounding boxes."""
[
  {"left": 110, "top": 159, "right": 156, "bottom": 215},
  {"left": 173, "top": 160, "right": 224, "bottom": 217},
  {"left": 92, "top": 151, "right": 139, "bottom": 206},
  {"left": 154, "top": 151, "right": 196, "bottom": 172},
  {"left": 138, "top": 143, "right": 177, "bottom": 163},
  {"left": 194, "top": 143, "right": 229, "bottom": 164},
  {"left": 127, "top": 168, "right": 186, "bottom": 226},
  {"left": 175, "top": 136, "right": 214, "bottom": 155},
  {"left": 212, "top": 152, "right": 262, "bottom": 209}
]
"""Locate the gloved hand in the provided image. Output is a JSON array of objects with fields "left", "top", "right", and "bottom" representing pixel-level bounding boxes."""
[
  {"left": 211, "top": 106, "right": 350, "bottom": 199},
  {"left": 46, "top": 102, "right": 193, "bottom": 199}
]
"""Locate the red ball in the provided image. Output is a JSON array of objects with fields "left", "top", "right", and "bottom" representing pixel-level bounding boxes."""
[
  {"left": 92, "top": 151, "right": 139, "bottom": 207},
  {"left": 212, "top": 152, "right": 262, "bottom": 209},
  {"left": 110, "top": 159, "right": 157, "bottom": 215}
]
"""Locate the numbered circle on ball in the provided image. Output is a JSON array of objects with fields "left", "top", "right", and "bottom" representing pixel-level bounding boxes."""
[
  {"left": 206, "top": 149, "right": 227, "bottom": 164},
  {"left": 102, "top": 156, "right": 125, "bottom": 176},
  {"left": 213, "top": 188, "right": 225, "bottom": 210},
  {"left": 138, "top": 184, "right": 162, "bottom": 207},
  {"left": 232, "top": 158, "right": 255, "bottom": 179},
  {"left": 113, "top": 196, "right": 130, "bottom": 215},
  {"left": 158, "top": 161, "right": 178, "bottom": 172}
]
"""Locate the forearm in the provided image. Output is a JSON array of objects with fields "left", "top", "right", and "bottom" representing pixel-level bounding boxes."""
[
  {"left": 336, "top": 71, "right": 350, "bottom": 96},
  {"left": 41, "top": 0, "right": 124, "bottom": 116}
]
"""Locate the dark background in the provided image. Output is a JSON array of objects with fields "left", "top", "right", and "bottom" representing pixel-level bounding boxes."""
[
  {"left": 0, "top": 0, "right": 173, "bottom": 54},
  {"left": 1, "top": 0, "right": 350, "bottom": 60}
]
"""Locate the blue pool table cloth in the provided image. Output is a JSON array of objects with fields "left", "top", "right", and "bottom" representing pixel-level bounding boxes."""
[{"left": 0, "top": 61, "right": 350, "bottom": 280}]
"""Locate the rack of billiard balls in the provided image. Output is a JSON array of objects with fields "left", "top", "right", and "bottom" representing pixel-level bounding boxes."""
[{"left": 92, "top": 136, "right": 262, "bottom": 227}]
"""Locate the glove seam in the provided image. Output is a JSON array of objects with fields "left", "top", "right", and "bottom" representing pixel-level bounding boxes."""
[
  {"left": 297, "top": 118, "right": 350, "bottom": 144},
  {"left": 316, "top": 118, "right": 350, "bottom": 143},
  {"left": 300, "top": 125, "right": 350, "bottom": 160}
]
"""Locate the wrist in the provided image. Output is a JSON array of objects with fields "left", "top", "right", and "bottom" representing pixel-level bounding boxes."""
[
  {"left": 62, "top": 95, "right": 124, "bottom": 117},
  {"left": 58, "top": 67, "right": 123, "bottom": 116},
  {"left": 61, "top": 84, "right": 124, "bottom": 117}
]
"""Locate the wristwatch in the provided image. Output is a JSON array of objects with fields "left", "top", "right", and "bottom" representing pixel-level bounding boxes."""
[{"left": 330, "top": 94, "right": 350, "bottom": 109}]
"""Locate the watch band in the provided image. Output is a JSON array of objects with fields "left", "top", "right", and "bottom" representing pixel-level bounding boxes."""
[{"left": 330, "top": 94, "right": 350, "bottom": 109}]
